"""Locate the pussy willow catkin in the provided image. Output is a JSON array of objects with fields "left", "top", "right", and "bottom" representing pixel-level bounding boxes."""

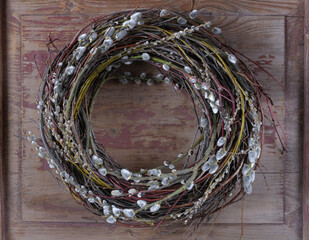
[{"left": 27, "top": 9, "right": 273, "bottom": 227}]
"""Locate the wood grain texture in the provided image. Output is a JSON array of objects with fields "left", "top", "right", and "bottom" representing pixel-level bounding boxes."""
[
  {"left": 303, "top": 0, "right": 309, "bottom": 238},
  {"left": 285, "top": 16, "right": 305, "bottom": 239},
  {"left": 0, "top": 1, "right": 5, "bottom": 240},
  {"left": 285, "top": 17, "right": 304, "bottom": 173},
  {"left": 2, "top": 0, "right": 306, "bottom": 239},
  {"left": 7, "top": 0, "right": 304, "bottom": 16}
]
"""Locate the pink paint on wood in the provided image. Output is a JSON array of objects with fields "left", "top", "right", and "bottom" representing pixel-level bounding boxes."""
[
  {"left": 38, "top": 158, "right": 50, "bottom": 171},
  {"left": 22, "top": 50, "right": 48, "bottom": 75},
  {"left": 123, "top": 109, "right": 155, "bottom": 120}
]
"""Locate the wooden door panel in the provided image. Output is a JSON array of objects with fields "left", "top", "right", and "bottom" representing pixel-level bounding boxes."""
[{"left": 1, "top": 0, "right": 307, "bottom": 239}]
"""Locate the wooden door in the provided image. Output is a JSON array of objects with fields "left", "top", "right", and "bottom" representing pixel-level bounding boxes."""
[{"left": 1, "top": 0, "right": 308, "bottom": 239}]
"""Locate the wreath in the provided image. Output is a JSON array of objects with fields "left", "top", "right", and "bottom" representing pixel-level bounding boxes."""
[{"left": 27, "top": 9, "right": 285, "bottom": 228}]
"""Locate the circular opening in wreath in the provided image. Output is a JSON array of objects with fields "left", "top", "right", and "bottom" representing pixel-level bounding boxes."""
[{"left": 91, "top": 61, "right": 199, "bottom": 172}]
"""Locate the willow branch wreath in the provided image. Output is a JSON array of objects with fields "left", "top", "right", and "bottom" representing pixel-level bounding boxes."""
[{"left": 27, "top": 9, "right": 286, "bottom": 228}]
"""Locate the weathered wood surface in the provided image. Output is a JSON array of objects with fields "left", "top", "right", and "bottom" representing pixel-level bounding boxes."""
[
  {"left": 303, "top": 0, "right": 309, "bottom": 239},
  {"left": 7, "top": 0, "right": 305, "bottom": 16},
  {"left": 0, "top": 1, "right": 5, "bottom": 240},
  {"left": 2, "top": 0, "right": 306, "bottom": 239}
]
